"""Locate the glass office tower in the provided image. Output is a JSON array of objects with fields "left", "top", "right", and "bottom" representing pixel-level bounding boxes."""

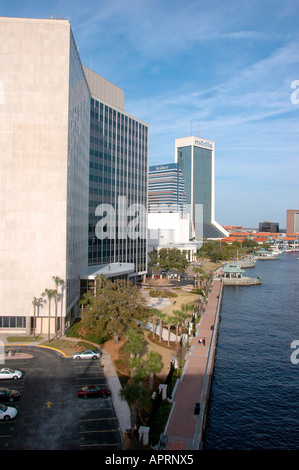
[
  {"left": 175, "top": 136, "right": 228, "bottom": 239},
  {"left": 148, "top": 163, "right": 186, "bottom": 213},
  {"left": 84, "top": 67, "right": 148, "bottom": 282}
]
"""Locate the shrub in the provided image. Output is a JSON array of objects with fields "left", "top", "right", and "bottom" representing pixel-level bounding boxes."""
[
  {"left": 152, "top": 401, "right": 172, "bottom": 445},
  {"left": 66, "top": 319, "right": 111, "bottom": 345}
]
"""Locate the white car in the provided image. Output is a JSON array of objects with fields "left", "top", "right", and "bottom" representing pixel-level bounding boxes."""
[
  {"left": 0, "top": 368, "right": 23, "bottom": 380},
  {"left": 72, "top": 349, "right": 102, "bottom": 360},
  {"left": 0, "top": 404, "right": 18, "bottom": 421}
]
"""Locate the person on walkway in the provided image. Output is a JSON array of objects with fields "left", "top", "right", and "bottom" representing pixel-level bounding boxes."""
[
  {"left": 203, "top": 337, "right": 206, "bottom": 346},
  {"left": 198, "top": 338, "right": 202, "bottom": 345}
]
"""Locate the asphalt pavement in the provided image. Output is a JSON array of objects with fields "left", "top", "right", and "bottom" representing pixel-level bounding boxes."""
[{"left": 0, "top": 344, "right": 124, "bottom": 450}]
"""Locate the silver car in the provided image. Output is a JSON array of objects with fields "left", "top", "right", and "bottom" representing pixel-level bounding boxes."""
[
  {"left": 72, "top": 349, "right": 102, "bottom": 360},
  {"left": 0, "top": 404, "right": 18, "bottom": 421},
  {"left": 0, "top": 368, "right": 23, "bottom": 380}
]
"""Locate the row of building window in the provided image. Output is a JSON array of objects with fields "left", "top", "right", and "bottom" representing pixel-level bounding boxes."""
[{"left": 0, "top": 317, "right": 26, "bottom": 328}]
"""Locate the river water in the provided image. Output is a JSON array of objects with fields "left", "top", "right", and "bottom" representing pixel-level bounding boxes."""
[{"left": 203, "top": 252, "right": 299, "bottom": 450}]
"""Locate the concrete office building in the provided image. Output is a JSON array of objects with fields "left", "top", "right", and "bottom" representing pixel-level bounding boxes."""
[
  {"left": 175, "top": 136, "right": 228, "bottom": 239},
  {"left": 286, "top": 209, "right": 299, "bottom": 234},
  {"left": 259, "top": 221, "right": 279, "bottom": 233},
  {"left": 0, "top": 17, "right": 148, "bottom": 336}
]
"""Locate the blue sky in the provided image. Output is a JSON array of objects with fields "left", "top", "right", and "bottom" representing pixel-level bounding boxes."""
[{"left": 2, "top": 0, "right": 299, "bottom": 229}]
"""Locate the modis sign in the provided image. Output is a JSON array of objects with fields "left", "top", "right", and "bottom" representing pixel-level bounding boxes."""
[{"left": 194, "top": 139, "right": 213, "bottom": 149}]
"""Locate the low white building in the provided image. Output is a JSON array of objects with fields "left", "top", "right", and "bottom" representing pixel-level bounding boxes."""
[{"left": 148, "top": 212, "right": 200, "bottom": 263}]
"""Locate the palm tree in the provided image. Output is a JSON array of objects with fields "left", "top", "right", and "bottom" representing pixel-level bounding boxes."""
[
  {"left": 150, "top": 308, "right": 160, "bottom": 339},
  {"left": 42, "top": 288, "right": 56, "bottom": 342},
  {"left": 174, "top": 309, "right": 189, "bottom": 338},
  {"left": 52, "top": 276, "right": 65, "bottom": 339},
  {"left": 79, "top": 292, "right": 92, "bottom": 322},
  {"left": 165, "top": 315, "right": 173, "bottom": 346},
  {"left": 172, "top": 310, "right": 182, "bottom": 343},
  {"left": 129, "top": 356, "right": 148, "bottom": 382},
  {"left": 155, "top": 311, "right": 166, "bottom": 342},
  {"left": 125, "top": 329, "right": 145, "bottom": 379},
  {"left": 32, "top": 296, "right": 43, "bottom": 338},
  {"left": 146, "top": 351, "right": 163, "bottom": 390}
]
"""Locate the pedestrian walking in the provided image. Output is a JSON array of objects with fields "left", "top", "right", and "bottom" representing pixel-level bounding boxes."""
[
  {"left": 198, "top": 338, "right": 202, "bottom": 345},
  {"left": 203, "top": 337, "right": 206, "bottom": 346}
]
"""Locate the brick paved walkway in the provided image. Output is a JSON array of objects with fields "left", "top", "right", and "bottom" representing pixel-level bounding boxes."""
[{"left": 165, "top": 279, "right": 222, "bottom": 450}]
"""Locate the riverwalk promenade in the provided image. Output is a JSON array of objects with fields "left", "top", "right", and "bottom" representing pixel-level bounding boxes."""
[{"left": 165, "top": 278, "right": 223, "bottom": 450}]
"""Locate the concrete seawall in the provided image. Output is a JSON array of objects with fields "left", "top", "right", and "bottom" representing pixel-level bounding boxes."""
[{"left": 164, "top": 278, "right": 223, "bottom": 450}]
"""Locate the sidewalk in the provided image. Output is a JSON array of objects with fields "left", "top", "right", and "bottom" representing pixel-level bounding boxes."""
[
  {"left": 99, "top": 346, "right": 131, "bottom": 436},
  {"left": 164, "top": 279, "right": 223, "bottom": 450}
]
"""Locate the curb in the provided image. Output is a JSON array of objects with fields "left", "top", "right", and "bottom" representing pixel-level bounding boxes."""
[{"left": 36, "top": 343, "right": 70, "bottom": 357}]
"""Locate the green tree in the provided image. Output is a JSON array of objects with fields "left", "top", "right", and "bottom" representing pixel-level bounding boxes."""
[
  {"left": 165, "top": 315, "right": 174, "bottom": 346},
  {"left": 32, "top": 296, "right": 43, "bottom": 338},
  {"left": 146, "top": 351, "right": 163, "bottom": 390},
  {"left": 172, "top": 309, "right": 188, "bottom": 342},
  {"left": 87, "top": 278, "right": 150, "bottom": 343},
  {"left": 150, "top": 248, "right": 188, "bottom": 277},
  {"left": 242, "top": 238, "right": 258, "bottom": 249},
  {"left": 119, "top": 382, "right": 151, "bottom": 438},
  {"left": 79, "top": 292, "right": 93, "bottom": 322},
  {"left": 94, "top": 274, "right": 108, "bottom": 294},
  {"left": 155, "top": 311, "right": 167, "bottom": 342},
  {"left": 150, "top": 308, "right": 160, "bottom": 339},
  {"left": 52, "top": 276, "right": 65, "bottom": 339},
  {"left": 125, "top": 329, "right": 146, "bottom": 379}
]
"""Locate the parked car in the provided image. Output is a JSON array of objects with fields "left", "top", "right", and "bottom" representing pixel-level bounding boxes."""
[
  {"left": 72, "top": 349, "right": 102, "bottom": 360},
  {"left": 77, "top": 385, "right": 111, "bottom": 399},
  {"left": 0, "top": 387, "right": 21, "bottom": 402},
  {"left": 0, "top": 368, "right": 23, "bottom": 380},
  {"left": 0, "top": 404, "right": 18, "bottom": 421}
]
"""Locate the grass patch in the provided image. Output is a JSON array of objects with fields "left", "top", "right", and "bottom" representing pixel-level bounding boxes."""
[
  {"left": 39, "top": 339, "right": 100, "bottom": 356},
  {"left": 147, "top": 331, "right": 180, "bottom": 351},
  {"left": 149, "top": 290, "right": 177, "bottom": 298},
  {"left": 6, "top": 336, "right": 42, "bottom": 343}
]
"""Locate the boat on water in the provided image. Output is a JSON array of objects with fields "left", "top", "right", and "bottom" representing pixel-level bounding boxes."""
[{"left": 255, "top": 249, "right": 279, "bottom": 260}]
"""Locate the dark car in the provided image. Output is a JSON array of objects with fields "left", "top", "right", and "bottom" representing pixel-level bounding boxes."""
[
  {"left": 0, "top": 387, "right": 21, "bottom": 402},
  {"left": 77, "top": 385, "right": 111, "bottom": 399}
]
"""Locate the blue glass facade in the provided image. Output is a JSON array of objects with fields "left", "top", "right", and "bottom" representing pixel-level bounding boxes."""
[
  {"left": 177, "top": 139, "right": 226, "bottom": 238},
  {"left": 88, "top": 98, "right": 148, "bottom": 274},
  {"left": 148, "top": 163, "right": 186, "bottom": 213}
]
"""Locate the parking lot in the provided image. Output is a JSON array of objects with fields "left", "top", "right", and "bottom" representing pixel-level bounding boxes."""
[{"left": 0, "top": 346, "right": 122, "bottom": 450}]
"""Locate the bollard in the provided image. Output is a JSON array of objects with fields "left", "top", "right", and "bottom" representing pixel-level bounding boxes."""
[
  {"left": 159, "top": 384, "right": 167, "bottom": 400},
  {"left": 138, "top": 426, "right": 150, "bottom": 446},
  {"left": 194, "top": 402, "right": 200, "bottom": 415}
]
